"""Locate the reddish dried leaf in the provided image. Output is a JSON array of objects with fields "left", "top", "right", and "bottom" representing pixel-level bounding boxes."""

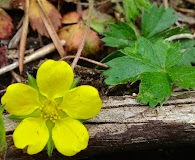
[
  {"left": 58, "top": 24, "right": 81, "bottom": 53},
  {"left": 29, "top": 0, "right": 62, "bottom": 38},
  {"left": 84, "top": 27, "right": 101, "bottom": 56},
  {"left": 61, "top": 11, "right": 80, "bottom": 24},
  {"left": 58, "top": 24, "right": 101, "bottom": 56},
  {"left": 0, "top": 8, "right": 14, "bottom": 39},
  {"left": 0, "top": 46, "right": 8, "bottom": 68}
]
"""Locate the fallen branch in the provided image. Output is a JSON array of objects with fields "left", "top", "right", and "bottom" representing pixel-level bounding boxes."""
[
  {"left": 0, "top": 40, "right": 65, "bottom": 75},
  {"left": 3, "top": 88, "right": 195, "bottom": 159}
]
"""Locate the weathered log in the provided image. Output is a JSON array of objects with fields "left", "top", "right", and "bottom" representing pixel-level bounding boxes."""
[{"left": 3, "top": 91, "right": 195, "bottom": 159}]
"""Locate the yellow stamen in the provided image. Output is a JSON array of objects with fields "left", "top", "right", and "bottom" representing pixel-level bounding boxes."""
[{"left": 40, "top": 100, "right": 62, "bottom": 122}]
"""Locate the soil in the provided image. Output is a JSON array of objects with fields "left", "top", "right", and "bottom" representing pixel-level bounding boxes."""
[{"left": 0, "top": 0, "right": 195, "bottom": 159}]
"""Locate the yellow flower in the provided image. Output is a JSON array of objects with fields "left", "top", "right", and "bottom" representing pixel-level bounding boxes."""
[{"left": 1, "top": 60, "right": 102, "bottom": 156}]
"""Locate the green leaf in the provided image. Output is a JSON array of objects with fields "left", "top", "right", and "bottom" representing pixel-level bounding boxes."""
[
  {"left": 142, "top": 3, "right": 178, "bottom": 38},
  {"left": 137, "top": 72, "right": 172, "bottom": 107},
  {"left": 148, "top": 26, "right": 189, "bottom": 42},
  {"left": 176, "top": 39, "right": 195, "bottom": 66},
  {"left": 123, "top": 0, "right": 151, "bottom": 21},
  {"left": 103, "top": 56, "right": 160, "bottom": 85},
  {"left": 0, "top": 104, "right": 6, "bottom": 159},
  {"left": 165, "top": 42, "right": 183, "bottom": 69},
  {"left": 96, "top": 51, "right": 125, "bottom": 70},
  {"left": 103, "top": 37, "right": 188, "bottom": 107},
  {"left": 179, "top": 47, "right": 195, "bottom": 66},
  {"left": 168, "top": 66, "right": 195, "bottom": 88},
  {"left": 102, "top": 21, "right": 136, "bottom": 48},
  {"left": 103, "top": 37, "right": 164, "bottom": 85}
]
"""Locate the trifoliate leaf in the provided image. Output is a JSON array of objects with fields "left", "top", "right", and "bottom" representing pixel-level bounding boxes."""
[
  {"left": 168, "top": 66, "right": 195, "bottom": 89},
  {"left": 136, "top": 72, "right": 172, "bottom": 107},
  {"left": 103, "top": 37, "right": 188, "bottom": 107},
  {"left": 102, "top": 21, "right": 136, "bottom": 48},
  {"left": 123, "top": 0, "right": 151, "bottom": 21},
  {"left": 142, "top": 3, "right": 178, "bottom": 38}
]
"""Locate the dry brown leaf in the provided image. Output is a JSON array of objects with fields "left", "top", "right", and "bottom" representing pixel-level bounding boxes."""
[
  {"left": 58, "top": 23, "right": 101, "bottom": 56},
  {"left": 29, "top": 0, "right": 62, "bottom": 37},
  {"left": 61, "top": 11, "right": 80, "bottom": 24},
  {"left": 0, "top": 46, "right": 8, "bottom": 68},
  {"left": 0, "top": 8, "right": 14, "bottom": 39}
]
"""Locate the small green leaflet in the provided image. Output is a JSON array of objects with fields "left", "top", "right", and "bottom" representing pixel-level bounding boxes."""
[
  {"left": 168, "top": 66, "right": 195, "bottom": 89},
  {"left": 103, "top": 37, "right": 195, "bottom": 107},
  {"left": 136, "top": 72, "right": 172, "bottom": 107},
  {"left": 142, "top": 3, "right": 178, "bottom": 38},
  {"left": 176, "top": 39, "right": 195, "bottom": 66},
  {"left": 102, "top": 21, "right": 136, "bottom": 48}
]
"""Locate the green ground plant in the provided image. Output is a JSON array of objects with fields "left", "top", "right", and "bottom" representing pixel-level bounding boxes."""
[{"left": 101, "top": 3, "right": 195, "bottom": 107}]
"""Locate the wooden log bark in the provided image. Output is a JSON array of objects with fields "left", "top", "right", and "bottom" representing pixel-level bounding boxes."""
[{"left": 3, "top": 91, "right": 195, "bottom": 159}]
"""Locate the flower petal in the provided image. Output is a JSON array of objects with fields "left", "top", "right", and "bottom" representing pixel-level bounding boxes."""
[
  {"left": 36, "top": 60, "right": 74, "bottom": 99},
  {"left": 52, "top": 117, "right": 89, "bottom": 156},
  {"left": 13, "top": 117, "right": 49, "bottom": 155},
  {"left": 62, "top": 85, "right": 102, "bottom": 119},
  {"left": 1, "top": 83, "right": 40, "bottom": 115}
]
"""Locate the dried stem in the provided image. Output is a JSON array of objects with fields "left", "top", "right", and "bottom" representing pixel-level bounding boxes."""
[
  {"left": 0, "top": 41, "right": 65, "bottom": 75},
  {"left": 163, "top": 0, "right": 169, "bottom": 9},
  {"left": 18, "top": 0, "right": 29, "bottom": 74},
  {"left": 166, "top": 33, "right": 195, "bottom": 41},
  {"left": 61, "top": 55, "right": 109, "bottom": 68},
  {"left": 37, "top": 0, "right": 65, "bottom": 58},
  {"left": 71, "top": 0, "right": 93, "bottom": 69}
]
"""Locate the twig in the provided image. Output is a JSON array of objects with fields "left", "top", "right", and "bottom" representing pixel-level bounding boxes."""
[
  {"left": 18, "top": 0, "right": 29, "bottom": 74},
  {"left": 60, "top": 55, "right": 109, "bottom": 68},
  {"left": 10, "top": 70, "right": 25, "bottom": 82},
  {"left": 37, "top": 0, "right": 65, "bottom": 58},
  {"left": 0, "top": 40, "right": 65, "bottom": 75},
  {"left": 71, "top": 0, "right": 93, "bottom": 69},
  {"left": 8, "top": 27, "right": 23, "bottom": 49},
  {"left": 0, "top": 89, "right": 6, "bottom": 94},
  {"left": 165, "top": 33, "right": 195, "bottom": 41},
  {"left": 162, "top": 0, "right": 169, "bottom": 9}
]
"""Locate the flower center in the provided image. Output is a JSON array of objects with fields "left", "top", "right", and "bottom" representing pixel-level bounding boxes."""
[{"left": 40, "top": 100, "right": 62, "bottom": 122}]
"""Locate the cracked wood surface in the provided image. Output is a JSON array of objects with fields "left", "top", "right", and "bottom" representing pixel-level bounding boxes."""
[{"left": 3, "top": 91, "right": 195, "bottom": 159}]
